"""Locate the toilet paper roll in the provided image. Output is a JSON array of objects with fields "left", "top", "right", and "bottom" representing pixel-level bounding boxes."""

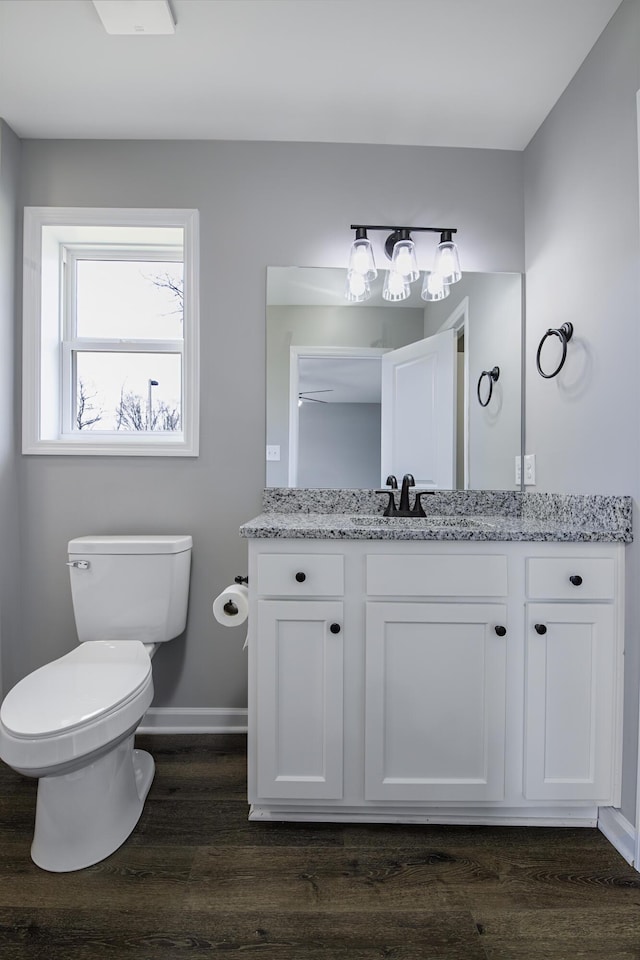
[{"left": 213, "top": 583, "right": 249, "bottom": 627}]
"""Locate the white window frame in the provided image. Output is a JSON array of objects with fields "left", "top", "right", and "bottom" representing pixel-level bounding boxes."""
[{"left": 23, "top": 207, "right": 200, "bottom": 456}]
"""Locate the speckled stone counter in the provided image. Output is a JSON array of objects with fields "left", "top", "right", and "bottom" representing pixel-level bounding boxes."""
[{"left": 240, "top": 489, "right": 632, "bottom": 543}]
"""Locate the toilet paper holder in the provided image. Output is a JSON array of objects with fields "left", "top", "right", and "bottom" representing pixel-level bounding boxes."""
[{"left": 222, "top": 576, "right": 249, "bottom": 617}]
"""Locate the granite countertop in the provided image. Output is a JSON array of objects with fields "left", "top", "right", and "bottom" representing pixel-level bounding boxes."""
[{"left": 240, "top": 490, "right": 633, "bottom": 543}]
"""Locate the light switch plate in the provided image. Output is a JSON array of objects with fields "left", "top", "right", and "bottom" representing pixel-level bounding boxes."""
[{"left": 266, "top": 445, "right": 280, "bottom": 461}]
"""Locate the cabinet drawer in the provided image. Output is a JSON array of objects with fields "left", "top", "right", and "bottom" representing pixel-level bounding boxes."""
[
  {"left": 366, "top": 554, "right": 508, "bottom": 597},
  {"left": 256, "top": 554, "right": 344, "bottom": 596},
  {"left": 527, "top": 558, "right": 615, "bottom": 600}
]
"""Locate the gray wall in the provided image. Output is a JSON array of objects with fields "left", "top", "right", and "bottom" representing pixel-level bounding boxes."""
[
  {"left": 298, "top": 402, "right": 381, "bottom": 488},
  {"left": 523, "top": 0, "right": 640, "bottom": 821},
  {"left": 12, "top": 140, "right": 524, "bottom": 713},
  {"left": 0, "top": 121, "right": 21, "bottom": 697}
]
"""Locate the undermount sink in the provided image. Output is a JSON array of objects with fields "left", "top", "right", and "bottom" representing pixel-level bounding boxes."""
[{"left": 350, "top": 515, "right": 496, "bottom": 529}]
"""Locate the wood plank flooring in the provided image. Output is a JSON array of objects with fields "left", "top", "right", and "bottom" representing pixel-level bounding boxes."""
[{"left": 1, "top": 734, "right": 639, "bottom": 959}]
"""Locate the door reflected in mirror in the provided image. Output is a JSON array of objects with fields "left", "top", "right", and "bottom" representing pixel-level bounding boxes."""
[{"left": 266, "top": 267, "right": 523, "bottom": 491}]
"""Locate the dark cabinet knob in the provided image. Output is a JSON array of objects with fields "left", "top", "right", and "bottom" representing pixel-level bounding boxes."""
[
  {"left": 295, "top": 571, "right": 306, "bottom": 583},
  {"left": 569, "top": 575, "right": 583, "bottom": 586},
  {"left": 494, "top": 625, "right": 507, "bottom": 637},
  {"left": 534, "top": 623, "right": 547, "bottom": 635},
  {"left": 330, "top": 623, "right": 341, "bottom": 634}
]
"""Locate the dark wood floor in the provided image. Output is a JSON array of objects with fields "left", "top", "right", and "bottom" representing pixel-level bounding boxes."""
[{"left": 1, "top": 734, "right": 640, "bottom": 959}]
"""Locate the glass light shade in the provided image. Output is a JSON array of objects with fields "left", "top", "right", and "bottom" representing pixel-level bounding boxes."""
[
  {"left": 390, "top": 238, "right": 419, "bottom": 283},
  {"left": 382, "top": 270, "right": 410, "bottom": 302},
  {"left": 347, "top": 238, "right": 377, "bottom": 281},
  {"left": 421, "top": 271, "right": 450, "bottom": 302},
  {"left": 433, "top": 239, "right": 461, "bottom": 284},
  {"left": 344, "top": 271, "right": 371, "bottom": 302}
]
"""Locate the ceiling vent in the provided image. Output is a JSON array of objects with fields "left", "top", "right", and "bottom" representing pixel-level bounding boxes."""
[{"left": 92, "top": 0, "right": 175, "bottom": 35}]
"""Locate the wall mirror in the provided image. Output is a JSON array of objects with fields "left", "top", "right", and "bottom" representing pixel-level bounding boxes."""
[{"left": 266, "top": 266, "right": 523, "bottom": 491}]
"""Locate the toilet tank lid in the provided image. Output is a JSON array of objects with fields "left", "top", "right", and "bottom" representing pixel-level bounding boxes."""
[{"left": 68, "top": 535, "right": 192, "bottom": 555}]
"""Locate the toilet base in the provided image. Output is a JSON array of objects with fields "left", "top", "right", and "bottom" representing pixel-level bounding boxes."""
[{"left": 31, "top": 736, "right": 155, "bottom": 872}]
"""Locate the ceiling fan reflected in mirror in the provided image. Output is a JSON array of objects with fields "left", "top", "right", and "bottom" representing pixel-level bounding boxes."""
[{"left": 298, "top": 389, "right": 333, "bottom": 406}]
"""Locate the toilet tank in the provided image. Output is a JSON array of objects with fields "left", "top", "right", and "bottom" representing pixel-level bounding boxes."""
[{"left": 68, "top": 535, "right": 192, "bottom": 644}]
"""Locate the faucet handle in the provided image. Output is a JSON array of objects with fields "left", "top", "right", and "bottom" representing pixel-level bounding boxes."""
[
  {"left": 385, "top": 475, "right": 398, "bottom": 489},
  {"left": 411, "top": 491, "right": 435, "bottom": 517},
  {"left": 383, "top": 492, "right": 398, "bottom": 516}
]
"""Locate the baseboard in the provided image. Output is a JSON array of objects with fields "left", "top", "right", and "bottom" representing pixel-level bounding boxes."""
[
  {"left": 138, "top": 707, "right": 248, "bottom": 734},
  {"left": 598, "top": 806, "right": 637, "bottom": 868}
]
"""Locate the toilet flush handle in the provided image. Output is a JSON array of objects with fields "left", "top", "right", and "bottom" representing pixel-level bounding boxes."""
[{"left": 66, "top": 560, "right": 90, "bottom": 570}]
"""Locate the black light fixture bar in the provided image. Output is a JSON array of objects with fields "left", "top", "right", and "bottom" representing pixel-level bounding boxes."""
[
  {"left": 345, "top": 223, "right": 461, "bottom": 303},
  {"left": 350, "top": 224, "right": 457, "bottom": 235}
]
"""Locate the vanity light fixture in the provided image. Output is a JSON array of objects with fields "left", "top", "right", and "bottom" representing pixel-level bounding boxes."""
[
  {"left": 344, "top": 271, "right": 371, "bottom": 302},
  {"left": 382, "top": 269, "right": 411, "bottom": 302},
  {"left": 433, "top": 229, "right": 462, "bottom": 285},
  {"left": 387, "top": 229, "right": 420, "bottom": 283},
  {"left": 421, "top": 270, "right": 449, "bottom": 302},
  {"left": 346, "top": 224, "right": 461, "bottom": 303},
  {"left": 347, "top": 227, "right": 377, "bottom": 281}
]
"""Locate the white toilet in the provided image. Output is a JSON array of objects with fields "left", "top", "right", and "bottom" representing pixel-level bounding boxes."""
[{"left": 0, "top": 534, "right": 192, "bottom": 873}]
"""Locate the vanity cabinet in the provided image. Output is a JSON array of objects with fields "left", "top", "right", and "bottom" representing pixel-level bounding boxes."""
[
  {"left": 363, "top": 551, "right": 509, "bottom": 802},
  {"left": 523, "top": 555, "right": 619, "bottom": 804},
  {"left": 256, "top": 599, "right": 344, "bottom": 799},
  {"left": 247, "top": 539, "right": 624, "bottom": 825},
  {"left": 253, "top": 553, "right": 345, "bottom": 800},
  {"left": 364, "top": 600, "right": 507, "bottom": 802}
]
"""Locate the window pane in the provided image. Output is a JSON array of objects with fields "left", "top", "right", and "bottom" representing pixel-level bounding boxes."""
[
  {"left": 75, "top": 352, "right": 182, "bottom": 432},
  {"left": 76, "top": 260, "right": 183, "bottom": 339}
]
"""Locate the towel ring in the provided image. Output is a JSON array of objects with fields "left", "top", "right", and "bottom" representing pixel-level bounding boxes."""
[
  {"left": 536, "top": 322, "right": 574, "bottom": 379},
  {"left": 477, "top": 366, "right": 500, "bottom": 407}
]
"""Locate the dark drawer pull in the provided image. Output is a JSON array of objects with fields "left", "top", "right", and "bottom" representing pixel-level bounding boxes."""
[
  {"left": 569, "top": 575, "right": 583, "bottom": 586},
  {"left": 295, "top": 571, "right": 306, "bottom": 583},
  {"left": 494, "top": 625, "right": 507, "bottom": 637},
  {"left": 330, "top": 623, "right": 341, "bottom": 634},
  {"left": 534, "top": 623, "right": 547, "bottom": 635}
]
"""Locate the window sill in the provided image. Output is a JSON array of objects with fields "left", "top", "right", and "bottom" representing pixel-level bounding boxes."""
[{"left": 23, "top": 436, "right": 198, "bottom": 457}]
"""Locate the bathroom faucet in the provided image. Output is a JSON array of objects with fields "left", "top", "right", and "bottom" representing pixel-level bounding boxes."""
[
  {"left": 376, "top": 473, "right": 435, "bottom": 517},
  {"left": 382, "top": 475, "right": 398, "bottom": 516},
  {"left": 394, "top": 474, "right": 437, "bottom": 517},
  {"left": 399, "top": 473, "right": 415, "bottom": 514}
]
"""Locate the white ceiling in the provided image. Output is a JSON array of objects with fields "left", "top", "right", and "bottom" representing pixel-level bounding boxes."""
[{"left": 0, "top": 0, "right": 623, "bottom": 149}]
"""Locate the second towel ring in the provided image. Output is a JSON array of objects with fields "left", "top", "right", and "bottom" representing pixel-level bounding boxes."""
[
  {"left": 536, "top": 322, "right": 574, "bottom": 379},
  {"left": 477, "top": 366, "right": 500, "bottom": 407}
]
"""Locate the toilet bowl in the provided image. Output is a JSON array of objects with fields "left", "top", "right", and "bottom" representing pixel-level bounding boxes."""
[
  {"left": 0, "top": 534, "right": 192, "bottom": 872},
  {"left": 0, "top": 641, "right": 155, "bottom": 872}
]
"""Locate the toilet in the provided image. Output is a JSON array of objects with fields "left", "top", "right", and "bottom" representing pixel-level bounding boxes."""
[{"left": 0, "top": 534, "right": 192, "bottom": 872}]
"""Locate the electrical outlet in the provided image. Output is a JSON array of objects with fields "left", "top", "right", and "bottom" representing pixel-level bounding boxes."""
[
  {"left": 515, "top": 456, "right": 522, "bottom": 484},
  {"left": 266, "top": 445, "right": 280, "bottom": 461},
  {"left": 524, "top": 453, "right": 536, "bottom": 485}
]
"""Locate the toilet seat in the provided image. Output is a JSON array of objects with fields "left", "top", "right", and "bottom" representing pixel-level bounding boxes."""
[
  {"left": 0, "top": 642, "right": 154, "bottom": 774},
  {"left": 1, "top": 641, "right": 152, "bottom": 738}
]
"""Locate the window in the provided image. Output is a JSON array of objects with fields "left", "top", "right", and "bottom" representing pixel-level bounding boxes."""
[{"left": 23, "top": 207, "right": 199, "bottom": 455}]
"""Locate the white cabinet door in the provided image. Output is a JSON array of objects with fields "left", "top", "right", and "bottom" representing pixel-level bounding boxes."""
[
  {"left": 364, "top": 601, "right": 508, "bottom": 802},
  {"left": 256, "top": 600, "right": 344, "bottom": 800},
  {"left": 524, "top": 603, "right": 617, "bottom": 803}
]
